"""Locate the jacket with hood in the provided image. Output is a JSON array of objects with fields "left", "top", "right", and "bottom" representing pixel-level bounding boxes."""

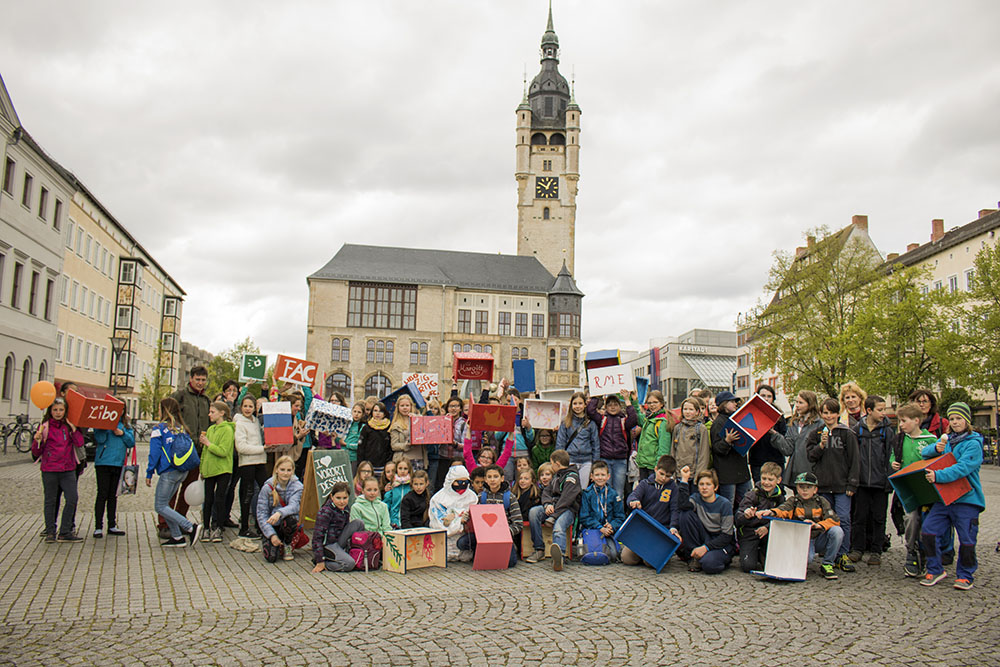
[
  {"left": 234, "top": 413, "right": 266, "bottom": 467},
  {"left": 383, "top": 480, "right": 412, "bottom": 528},
  {"left": 311, "top": 498, "right": 352, "bottom": 564},
  {"left": 429, "top": 465, "right": 479, "bottom": 552},
  {"left": 748, "top": 415, "right": 792, "bottom": 470},
  {"left": 782, "top": 417, "right": 824, "bottom": 486},
  {"left": 586, "top": 397, "right": 637, "bottom": 460},
  {"left": 735, "top": 482, "right": 786, "bottom": 538},
  {"left": 201, "top": 420, "right": 235, "bottom": 478},
  {"left": 556, "top": 415, "right": 599, "bottom": 464},
  {"left": 633, "top": 401, "right": 673, "bottom": 470},
  {"left": 529, "top": 431, "right": 555, "bottom": 470},
  {"left": 344, "top": 420, "right": 363, "bottom": 461},
  {"left": 710, "top": 413, "right": 751, "bottom": 485},
  {"left": 579, "top": 483, "right": 625, "bottom": 532},
  {"left": 400, "top": 489, "right": 430, "bottom": 529},
  {"left": 921, "top": 412, "right": 948, "bottom": 438},
  {"left": 853, "top": 416, "right": 895, "bottom": 490},
  {"left": 169, "top": 382, "right": 210, "bottom": 451},
  {"left": 93, "top": 421, "right": 134, "bottom": 468},
  {"left": 31, "top": 420, "right": 84, "bottom": 473},
  {"left": 806, "top": 423, "right": 860, "bottom": 494},
  {"left": 672, "top": 419, "right": 711, "bottom": 477},
  {"left": 146, "top": 423, "right": 186, "bottom": 478},
  {"left": 480, "top": 483, "right": 523, "bottom": 536},
  {"left": 627, "top": 474, "right": 682, "bottom": 528},
  {"left": 256, "top": 474, "right": 304, "bottom": 539},
  {"left": 349, "top": 495, "right": 392, "bottom": 536},
  {"left": 541, "top": 464, "right": 582, "bottom": 519},
  {"left": 920, "top": 430, "right": 985, "bottom": 510}
]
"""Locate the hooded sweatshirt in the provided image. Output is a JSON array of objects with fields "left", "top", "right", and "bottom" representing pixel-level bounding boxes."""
[
  {"left": 541, "top": 464, "right": 582, "bottom": 519},
  {"left": 671, "top": 419, "right": 711, "bottom": 477},
  {"left": 256, "top": 475, "right": 304, "bottom": 539},
  {"left": 892, "top": 428, "right": 937, "bottom": 469},
  {"left": 634, "top": 402, "right": 673, "bottom": 470},
  {"left": 853, "top": 416, "right": 895, "bottom": 490},
  {"left": 234, "top": 413, "right": 266, "bottom": 467},
  {"left": 627, "top": 474, "right": 681, "bottom": 528},
  {"left": 201, "top": 420, "right": 235, "bottom": 478},
  {"left": 920, "top": 430, "right": 985, "bottom": 510},
  {"left": 429, "top": 465, "right": 479, "bottom": 553},
  {"left": 31, "top": 420, "right": 83, "bottom": 473},
  {"left": 806, "top": 422, "right": 860, "bottom": 494},
  {"left": 349, "top": 494, "right": 392, "bottom": 537}
]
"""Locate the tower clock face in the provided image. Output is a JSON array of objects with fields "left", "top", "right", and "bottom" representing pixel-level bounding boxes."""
[{"left": 535, "top": 176, "right": 559, "bottom": 199}]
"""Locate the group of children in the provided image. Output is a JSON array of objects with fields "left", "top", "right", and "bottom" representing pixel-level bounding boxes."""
[{"left": 34, "top": 370, "right": 985, "bottom": 590}]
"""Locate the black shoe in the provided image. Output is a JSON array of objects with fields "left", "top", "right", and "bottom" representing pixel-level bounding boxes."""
[
  {"left": 57, "top": 533, "right": 84, "bottom": 543},
  {"left": 186, "top": 523, "right": 202, "bottom": 546},
  {"left": 108, "top": 526, "right": 125, "bottom": 536},
  {"left": 161, "top": 537, "right": 187, "bottom": 548}
]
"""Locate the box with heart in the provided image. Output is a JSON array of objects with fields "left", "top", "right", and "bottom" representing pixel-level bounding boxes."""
[{"left": 470, "top": 504, "right": 513, "bottom": 570}]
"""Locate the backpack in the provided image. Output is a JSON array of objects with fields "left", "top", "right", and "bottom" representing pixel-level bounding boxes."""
[
  {"left": 165, "top": 429, "right": 200, "bottom": 472},
  {"left": 579, "top": 528, "right": 613, "bottom": 566},
  {"left": 480, "top": 489, "right": 511, "bottom": 512},
  {"left": 349, "top": 531, "right": 383, "bottom": 572}
]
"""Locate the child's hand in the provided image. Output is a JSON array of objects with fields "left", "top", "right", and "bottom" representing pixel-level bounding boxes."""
[
  {"left": 145, "top": 478, "right": 152, "bottom": 487},
  {"left": 891, "top": 461, "right": 901, "bottom": 471},
  {"left": 629, "top": 500, "right": 642, "bottom": 509},
  {"left": 199, "top": 433, "right": 210, "bottom": 447},
  {"left": 925, "top": 470, "right": 936, "bottom": 483},
  {"left": 268, "top": 512, "right": 281, "bottom": 526},
  {"left": 270, "top": 535, "right": 281, "bottom": 547},
  {"left": 935, "top": 440, "right": 945, "bottom": 453},
  {"left": 521, "top": 416, "right": 531, "bottom": 429},
  {"left": 744, "top": 507, "right": 756, "bottom": 518},
  {"left": 679, "top": 465, "right": 691, "bottom": 482},
  {"left": 820, "top": 431, "right": 829, "bottom": 448},
  {"left": 755, "top": 526, "right": 768, "bottom": 538},
  {"left": 691, "top": 546, "right": 708, "bottom": 559},
  {"left": 669, "top": 527, "right": 681, "bottom": 542},
  {"left": 311, "top": 563, "right": 325, "bottom": 573},
  {"left": 756, "top": 509, "right": 772, "bottom": 518},
  {"left": 544, "top": 504, "right": 555, "bottom": 516},
  {"left": 114, "top": 428, "right": 124, "bottom": 436},
  {"left": 724, "top": 429, "right": 739, "bottom": 444}
]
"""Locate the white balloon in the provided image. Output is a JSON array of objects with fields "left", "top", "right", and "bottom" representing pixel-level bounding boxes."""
[{"left": 184, "top": 479, "right": 205, "bottom": 506}]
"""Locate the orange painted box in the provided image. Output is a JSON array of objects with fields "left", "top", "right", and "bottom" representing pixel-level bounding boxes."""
[{"left": 65, "top": 390, "right": 125, "bottom": 430}]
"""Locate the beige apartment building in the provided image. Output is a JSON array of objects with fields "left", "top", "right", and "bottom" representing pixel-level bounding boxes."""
[{"left": 55, "top": 185, "right": 184, "bottom": 419}]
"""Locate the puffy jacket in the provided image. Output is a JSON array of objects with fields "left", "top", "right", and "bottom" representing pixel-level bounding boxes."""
[
  {"left": 782, "top": 417, "right": 823, "bottom": 486},
  {"left": 672, "top": 419, "right": 711, "bottom": 477},
  {"left": 168, "top": 383, "right": 210, "bottom": 450},
  {"left": 770, "top": 494, "right": 840, "bottom": 538},
  {"left": 234, "top": 413, "right": 266, "bottom": 467},
  {"left": 93, "top": 421, "right": 134, "bottom": 467},
  {"left": 853, "top": 417, "right": 895, "bottom": 490},
  {"left": 806, "top": 423, "right": 860, "bottom": 494},
  {"left": 31, "top": 420, "right": 83, "bottom": 473},
  {"left": 586, "top": 397, "right": 637, "bottom": 460},
  {"left": 556, "top": 415, "right": 599, "bottom": 464},
  {"left": 311, "top": 499, "right": 352, "bottom": 564},
  {"left": 541, "top": 464, "right": 582, "bottom": 519},
  {"left": 710, "top": 413, "right": 751, "bottom": 485},
  {"left": 920, "top": 430, "right": 985, "bottom": 509},
  {"left": 201, "top": 421, "right": 235, "bottom": 478},
  {"left": 256, "top": 475, "right": 304, "bottom": 539},
  {"left": 634, "top": 404, "right": 672, "bottom": 470},
  {"left": 579, "top": 483, "right": 625, "bottom": 532}
]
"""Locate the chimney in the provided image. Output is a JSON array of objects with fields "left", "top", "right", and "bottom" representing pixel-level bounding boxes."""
[
  {"left": 851, "top": 214, "right": 869, "bottom": 232},
  {"left": 886, "top": 252, "right": 899, "bottom": 261},
  {"left": 795, "top": 246, "right": 807, "bottom": 258},
  {"left": 979, "top": 209, "right": 997, "bottom": 218},
  {"left": 931, "top": 219, "right": 945, "bottom": 243},
  {"left": 806, "top": 235, "right": 816, "bottom": 248},
  {"left": 906, "top": 242, "right": 920, "bottom": 253}
]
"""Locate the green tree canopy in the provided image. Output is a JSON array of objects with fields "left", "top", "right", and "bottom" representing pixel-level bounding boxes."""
[{"left": 206, "top": 337, "right": 261, "bottom": 398}]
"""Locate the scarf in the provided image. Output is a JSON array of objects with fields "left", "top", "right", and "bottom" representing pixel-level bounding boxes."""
[
  {"left": 394, "top": 474, "right": 411, "bottom": 487},
  {"left": 368, "top": 417, "right": 389, "bottom": 430},
  {"left": 680, "top": 417, "right": 700, "bottom": 427}
]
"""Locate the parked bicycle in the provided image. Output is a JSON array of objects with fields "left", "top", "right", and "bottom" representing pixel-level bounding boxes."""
[{"left": 1, "top": 414, "right": 35, "bottom": 454}]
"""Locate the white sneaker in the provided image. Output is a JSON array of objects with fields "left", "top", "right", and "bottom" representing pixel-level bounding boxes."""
[
  {"left": 282, "top": 550, "right": 294, "bottom": 561},
  {"left": 458, "top": 549, "right": 474, "bottom": 562}
]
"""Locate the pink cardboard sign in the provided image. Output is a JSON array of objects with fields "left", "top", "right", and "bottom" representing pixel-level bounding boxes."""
[
  {"left": 523, "top": 399, "right": 564, "bottom": 430},
  {"left": 410, "top": 415, "right": 453, "bottom": 445},
  {"left": 470, "top": 504, "right": 513, "bottom": 570}
]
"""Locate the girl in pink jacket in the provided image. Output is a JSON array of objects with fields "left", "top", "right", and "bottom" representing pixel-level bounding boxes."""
[{"left": 31, "top": 397, "right": 84, "bottom": 543}]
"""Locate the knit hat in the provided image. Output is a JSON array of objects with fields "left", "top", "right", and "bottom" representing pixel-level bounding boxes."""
[
  {"left": 793, "top": 471, "right": 818, "bottom": 487},
  {"left": 946, "top": 402, "right": 972, "bottom": 424}
]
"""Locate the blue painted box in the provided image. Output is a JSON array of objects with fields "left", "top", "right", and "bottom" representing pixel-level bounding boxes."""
[{"left": 613, "top": 509, "right": 681, "bottom": 573}]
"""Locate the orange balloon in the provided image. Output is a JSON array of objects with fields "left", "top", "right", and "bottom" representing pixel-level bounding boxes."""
[{"left": 30, "top": 381, "right": 57, "bottom": 410}]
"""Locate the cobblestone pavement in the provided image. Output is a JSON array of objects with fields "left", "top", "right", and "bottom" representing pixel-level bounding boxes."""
[{"left": 1, "top": 448, "right": 998, "bottom": 666}]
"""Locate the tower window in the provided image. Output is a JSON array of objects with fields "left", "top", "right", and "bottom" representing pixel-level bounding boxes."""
[
  {"left": 544, "top": 97, "right": 553, "bottom": 116},
  {"left": 550, "top": 133, "right": 565, "bottom": 146},
  {"left": 542, "top": 160, "right": 552, "bottom": 171},
  {"left": 543, "top": 208, "right": 550, "bottom": 220},
  {"left": 531, "top": 133, "right": 547, "bottom": 146}
]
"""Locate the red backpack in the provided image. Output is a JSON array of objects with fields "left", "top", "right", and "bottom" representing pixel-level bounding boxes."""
[{"left": 349, "top": 531, "right": 383, "bottom": 571}]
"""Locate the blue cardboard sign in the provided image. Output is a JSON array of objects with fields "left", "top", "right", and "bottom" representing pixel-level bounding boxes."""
[{"left": 512, "top": 359, "right": 536, "bottom": 393}]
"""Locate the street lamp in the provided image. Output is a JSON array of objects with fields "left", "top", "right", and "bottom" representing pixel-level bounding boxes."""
[{"left": 109, "top": 335, "right": 128, "bottom": 396}]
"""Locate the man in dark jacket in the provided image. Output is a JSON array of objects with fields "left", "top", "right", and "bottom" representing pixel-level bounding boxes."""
[
  {"left": 849, "top": 395, "right": 894, "bottom": 565},
  {"left": 525, "top": 449, "right": 580, "bottom": 571},
  {"left": 157, "top": 366, "right": 211, "bottom": 538}
]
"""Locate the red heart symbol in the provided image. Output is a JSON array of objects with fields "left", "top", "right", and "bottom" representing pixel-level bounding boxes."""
[{"left": 483, "top": 513, "right": 498, "bottom": 527}]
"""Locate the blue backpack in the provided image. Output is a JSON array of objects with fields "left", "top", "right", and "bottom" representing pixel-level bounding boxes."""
[{"left": 164, "top": 429, "right": 200, "bottom": 472}]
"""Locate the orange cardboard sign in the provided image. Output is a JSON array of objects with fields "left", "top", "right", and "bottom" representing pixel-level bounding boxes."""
[
  {"left": 468, "top": 403, "right": 517, "bottom": 432},
  {"left": 65, "top": 390, "right": 125, "bottom": 430},
  {"left": 274, "top": 354, "right": 319, "bottom": 387}
]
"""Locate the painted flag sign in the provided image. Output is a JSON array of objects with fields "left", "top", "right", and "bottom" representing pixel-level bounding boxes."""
[
  {"left": 274, "top": 354, "right": 319, "bottom": 388},
  {"left": 402, "top": 372, "right": 440, "bottom": 400},
  {"left": 262, "top": 401, "right": 295, "bottom": 449},
  {"left": 239, "top": 354, "right": 267, "bottom": 383}
]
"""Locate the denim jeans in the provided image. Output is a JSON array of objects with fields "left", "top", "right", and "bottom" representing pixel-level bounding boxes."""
[
  {"left": 42, "top": 470, "right": 78, "bottom": 536},
  {"left": 529, "top": 505, "right": 575, "bottom": 552},
  {"left": 154, "top": 469, "right": 194, "bottom": 539},
  {"left": 718, "top": 480, "right": 752, "bottom": 511},
  {"left": 602, "top": 458, "right": 628, "bottom": 501},
  {"left": 809, "top": 525, "right": 844, "bottom": 565},
  {"left": 821, "top": 492, "right": 851, "bottom": 558}
]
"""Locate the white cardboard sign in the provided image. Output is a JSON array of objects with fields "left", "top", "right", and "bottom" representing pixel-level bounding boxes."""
[{"left": 586, "top": 363, "right": 636, "bottom": 397}]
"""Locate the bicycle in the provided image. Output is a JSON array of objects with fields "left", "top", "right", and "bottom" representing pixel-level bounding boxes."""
[{"left": 1, "top": 414, "right": 35, "bottom": 454}]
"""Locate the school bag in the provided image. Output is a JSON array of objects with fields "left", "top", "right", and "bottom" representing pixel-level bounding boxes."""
[
  {"left": 579, "top": 528, "right": 614, "bottom": 566},
  {"left": 480, "top": 490, "right": 511, "bottom": 512},
  {"left": 349, "top": 531, "right": 383, "bottom": 571},
  {"left": 165, "top": 429, "right": 200, "bottom": 472}
]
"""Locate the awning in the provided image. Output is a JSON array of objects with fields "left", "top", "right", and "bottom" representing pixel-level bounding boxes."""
[{"left": 679, "top": 354, "right": 736, "bottom": 388}]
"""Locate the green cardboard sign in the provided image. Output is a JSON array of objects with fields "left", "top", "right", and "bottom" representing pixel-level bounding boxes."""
[
  {"left": 239, "top": 354, "right": 267, "bottom": 383},
  {"left": 313, "top": 449, "right": 355, "bottom": 503}
]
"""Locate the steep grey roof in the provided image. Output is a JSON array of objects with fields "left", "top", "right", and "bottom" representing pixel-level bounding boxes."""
[
  {"left": 549, "top": 260, "right": 584, "bottom": 296},
  {"left": 309, "top": 244, "right": 560, "bottom": 294}
]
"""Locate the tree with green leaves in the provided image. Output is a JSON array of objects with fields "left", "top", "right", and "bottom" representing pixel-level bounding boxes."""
[
  {"left": 745, "top": 226, "right": 883, "bottom": 398},
  {"left": 139, "top": 339, "right": 171, "bottom": 419},
  {"left": 951, "top": 242, "right": 1000, "bottom": 430},
  {"left": 206, "top": 337, "right": 262, "bottom": 398},
  {"left": 845, "top": 265, "right": 961, "bottom": 404}
]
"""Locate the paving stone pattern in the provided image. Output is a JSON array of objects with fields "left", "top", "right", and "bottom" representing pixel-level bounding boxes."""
[{"left": 0, "top": 447, "right": 998, "bottom": 665}]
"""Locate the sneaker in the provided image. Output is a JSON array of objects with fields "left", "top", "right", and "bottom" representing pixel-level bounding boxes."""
[
  {"left": 211, "top": 528, "right": 223, "bottom": 543},
  {"left": 953, "top": 578, "right": 973, "bottom": 590},
  {"left": 39, "top": 528, "right": 48, "bottom": 537},
  {"left": 186, "top": 523, "right": 202, "bottom": 546},
  {"left": 93, "top": 528, "right": 104, "bottom": 539},
  {"left": 550, "top": 543, "right": 563, "bottom": 571},
  {"left": 903, "top": 551, "right": 921, "bottom": 578},
  {"left": 867, "top": 553, "right": 881, "bottom": 566},
  {"left": 847, "top": 550, "right": 863, "bottom": 563},
  {"left": 108, "top": 527, "right": 125, "bottom": 536},
  {"left": 941, "top": 551, "right": 955, "bottom": 566},
  {"left": 836, "top": 555, "right": 856, "bottom": 572},
  {"left": 238, "top": 529, "right": 255, "bottom": 539},
  {"left": 282, "top": 550, "right": 294, "bottom": 561},
  {"left": 44, "top": 533, "right": 56, "bottom": 544},
  {"left": 820, "top": 563, "right": 838, "bottom": 580},
  {"left": 458, "top": 549, "right": 474, "bottom": 563},
  {"left": 920, "top": 571, "right": 947, "bottom": 587},
  {"left": 161, "top": 537, "right": 187, "bottom": 548},
  {"left": 524, "top": 550, "right": 544, "bottom": 564},
  {"left": 57, "top": 533, "right": 84, "bottom": 543}
]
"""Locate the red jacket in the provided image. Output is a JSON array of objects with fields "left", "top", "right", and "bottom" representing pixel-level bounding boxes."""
[{"left": 31, "top": 420, "right": 83, "bottom": 473}]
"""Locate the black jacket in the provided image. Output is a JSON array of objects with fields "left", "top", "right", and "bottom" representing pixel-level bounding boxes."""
[
  {"left": 400, "top": 489, "right": 429, "bottom": 529},
  {"left": 853, "top": 417, "right": 895, "bottom": 490},
  {"left": 357, "top": 424, "right": 392, "bottom": 468},
  {"left": 541, "top": 464, "right": 582, "bottom": 519},
  {"left": 806, "top": 423, "right": 860, "bottom": 494},
  {"left": 748, "top": 416, "right": 790, "bottom": 468},
  {"left": 735, "top": 483, "right": 786, "bottom": 538},
  {"left": 710, "top": 413, "right": 751, "bottom": 485}
]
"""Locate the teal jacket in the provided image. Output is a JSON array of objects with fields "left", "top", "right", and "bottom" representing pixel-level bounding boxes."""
[
  {"left": 920, "top": 430, "right": 985, "bottom": 510},
  {"left": 93, "top": 421, "right": 135, "bottom": 467}
]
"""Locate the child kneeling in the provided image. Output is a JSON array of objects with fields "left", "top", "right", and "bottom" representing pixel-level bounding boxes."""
[
  {"left": 578, "top": 461, "right": 625, "bottom": 564},
  {"left": 676, "top": 469, "right": 735, "bottom": 574},
  {"left": 526, "top": 449, "right": 581, "bottom": 571},
  {"left": 311, "top": 482, "right": 365, "bottom": 572},
  {"left": 256, "top": 455, "right": 303, "bottom": 563},
  {"left": 735, "top": 461, "right": 786, "bottom": 573}
]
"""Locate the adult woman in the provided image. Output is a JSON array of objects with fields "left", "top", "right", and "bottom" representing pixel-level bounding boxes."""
[
  {"left": 839, "top": 382, "right": 868, "bottom": 428},
  {"left": 782, "top": 390, "right": 824, "bottom": 488},
  {"left": 908, "top": 388, "right": 948, "bottom": 437},
  {"left": 748, "top": 384, "right": 792, "bottom": 483}
]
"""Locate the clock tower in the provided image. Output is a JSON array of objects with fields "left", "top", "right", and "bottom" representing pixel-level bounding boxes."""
[{"left": 516, "top": 5, "right": 580, "bottom": 277}]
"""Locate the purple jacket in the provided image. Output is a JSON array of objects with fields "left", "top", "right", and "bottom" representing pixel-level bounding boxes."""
[
  {"left": 31, "top": 420, "right": 83, "bottom": 473},
  {"left": 586, "top": 397, "right": 638, "bottom": 460},
  {"left": 311, "top": 499, "right": 351, "bottom": 564}
]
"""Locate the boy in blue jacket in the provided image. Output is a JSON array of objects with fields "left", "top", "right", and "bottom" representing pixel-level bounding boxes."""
[
  {"left": 919, "top": 402, "right": 984, "bottom": 590},
  {"left": 622, "top": 455, "right": 683, "bottom": 567},
  {"left": 578, "top": 461, "right": 626, "bottom": 562}
]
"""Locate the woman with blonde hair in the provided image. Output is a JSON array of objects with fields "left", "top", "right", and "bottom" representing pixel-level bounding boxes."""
[{"left": 838, "top": 382, "right": 868, "bottom": 427}]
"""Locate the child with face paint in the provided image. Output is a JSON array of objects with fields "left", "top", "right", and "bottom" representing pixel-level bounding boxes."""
[{"left": 429, "top": 465, "right": 479, "bottom": 561}]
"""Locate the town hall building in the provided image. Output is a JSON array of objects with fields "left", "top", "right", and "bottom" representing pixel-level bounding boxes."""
[{"left": 305, "top": 9, "right": 584, "bottom": 400}]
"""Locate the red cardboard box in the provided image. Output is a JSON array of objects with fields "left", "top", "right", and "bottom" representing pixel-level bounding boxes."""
[
  {"left": 453, "top": 352, "right": 494, "bottom": 381},
  {"left": 889, "top": 453, "right": 973, "bottom": 513},
  {"left": 274, "top": 354, "right": 319, "bottom": 388},
  {"left": 470, "top": 505, "right": 513, "bottom": 570},
  {"left": 468, "top": 403, "right": 517, "bottom": 432},
  {"left": 65, "top": 390, "right": 125, "bottom": 430},
  {"left": 410, "top": 415, "right": 453, "bottom": 445}
]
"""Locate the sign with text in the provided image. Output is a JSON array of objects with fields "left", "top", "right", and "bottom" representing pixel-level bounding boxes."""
[
  {"left": 522, "top": 399, "right": 564, "bottom": 430},
  {"left": 410, "top": 415, "right": 453, "bottom": 445},
  {"left": 274, "top": 354, "right": 319, "bottom": 388},
  {"left": 313, "top": 449, "right": 355, "bottom": 504},
  {"left": 402, "top": 372, "right": 440, "bottom": 400},
  {"left": 586, "top": 363, "right": 636, "bottom": 397},
  {"left": 454, "top": 352, "right": 494, "bottom": 381},
  {"left": 239, "top": 354, "right": 268, "bottom": 383},
  {"left": 468, "top": 403, "right": 517, "bottom": 432},
  {"left": 65, "top": 390, "right": 125, "bottom": 430}
]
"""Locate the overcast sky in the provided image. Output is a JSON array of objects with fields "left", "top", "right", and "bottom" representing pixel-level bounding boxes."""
[{"left": 3, "top": 1, "right": 998, "bottom": 360}]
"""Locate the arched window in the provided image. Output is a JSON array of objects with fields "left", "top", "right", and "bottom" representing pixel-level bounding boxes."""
[
  {"left": 2, "top": 354, "right": 13, "bottom": 400},
  {"left": 484, "top": 345, "right": 492, "bottom": 354},
  {"left": 543, "top": 207, "right": 550, "bottom": 220},
  {"left": 38, "top": 361, "right": 47, "bottom": 384},
  {"left": 560, "top": 348, "right": 568, "bottom": 371},
  {"left": 572, "top": 349, "right": 578, "bottom": 372},
  {"left": 20, "top": 357, "right": 32, "bottom": 401},
  {"left": 364, "top": 373, "right": 391, "bottom": 399},
  {"left": 410, "top": 342, "right": 419, "bottom": 365},
  {"left": 419, "top": 342, "right": 428, "bottom": 365},
  {"left": 341, "top": 339, "right": 350, "bottom": 362},
  {"left": 512, "top": 347, "right": 521, "bottom": 363},
  {"left": 463, "top": 344, "right": 471, "bottom": 352},
  {"left": 331, "top": 338, "right": 341, "bottom": 362},
  {"left": 366, "top": 340, "right": 376, "bottom": 363},
  {"left": 549, "top": 133, "right": 565, "bottom": 146},
  {"left": 548, "top": 349, "right": 556, "bottom": 371},
  {"left": 521, "top": 347, "right": 529, "bottom": 359},
  {"left": 531, "top": 132, "right": 547, "bottom": 145},
  {"left": 452, "top": 343, "right": 462, "bottom": 354},
  {"left": 473, "top": 344, "right": 482, "bottom": 353},
  {"left": 385, "top": 341, "right": 393, "bottom": 364},
  {"left": 326, "top": 372, "right": 351, "bottom": 397}
]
